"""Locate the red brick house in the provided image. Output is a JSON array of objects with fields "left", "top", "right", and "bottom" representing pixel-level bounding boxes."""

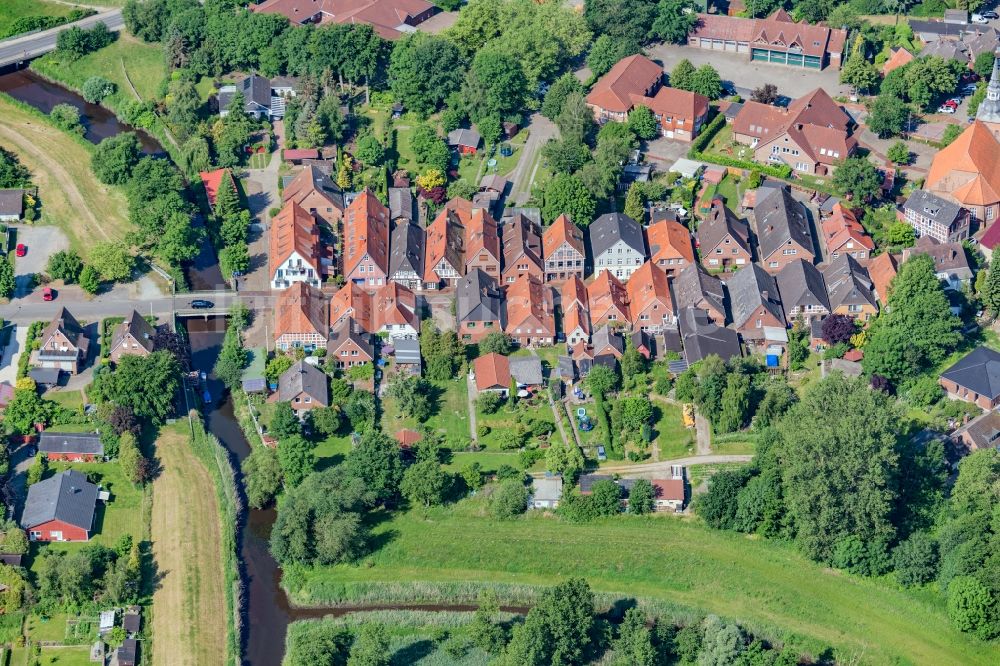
[
  {"left": 37, "top": 432, "right": 103, "bottom": 462},
  {"left": 36, "top": 308, "right": 91, "bottom": 375},
  {"left": 587, "top": 270, "right": 632, "bottom": 328},
  {"left": 626, "top": 261, "right": 675, "bottom": 333},
  {"left": 697, "top": 199, "right": 752, "bottom": 272},
  {"left": 275, "top": 282, "right": 328, "bottom": 352},
  {"left": 250, "top": 0, "right": 437, "bottom": 40},
  {"left": 561, "top": 275, "right": 591, "bottom": 346},
  {"left": 754, "top": 187, "right": 816, "bottom": 273},
  {"left": 342, "top": 189, "right": 390, "bottom": 289},
  {"left": 821, "top": 203, "right": 874, "bottom": 261},
  {"left": 328, "top": 319, "right": 375, "bottom": 369},
  {"left": 646, "top": 218, "right": 695, "bottom": 277},
  {"left": 939, "top": 346, "right": 1000, "bottom": 410},
  {"left": 504, "top": 275, "right": 556, "bottom": 346},
  {"left": 542, "top": 214, "right": 586, "bottom": 284},
  {"left": 282, "top": 164, "right": 345, "bottom": 229},
  {"left": 728, "top": 263, "right": 786, "bottom": 344},
  {"left": 21, "top": 470, "right": 97, "bottom": 541},
  {"left": 474, "top": 352, "right": 512, "bottom": 394},
  {"left": 501, "top": 213, "right": 544, "bottom": 285},
  {"left": 108, "top": 310, "right": 156, "bottom": 364},
  {"left": 585, "top": 55, "right": 663, "bottom": 124},
  {"left": 277, "top": 360, "right": 330, "bottom": 411},
  {"left": 634, "top": 87, "right": 710, "bottom": 142}
]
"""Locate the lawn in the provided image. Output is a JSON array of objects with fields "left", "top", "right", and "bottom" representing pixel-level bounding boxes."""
[
  {"left": 476, "top": 396, "right": 563, "bottom": 449},
  {"left": 22, "top": 646, "right": 92, "bottom": 666},
  {"left": 714, "top": 174, "right": 743, "bottom": 208},
  {"left": 0, "top": 96, "right": 132, "bottom": 257},
  {"left": 650, "top": 401, "right": 696, "bottom": 459},
  {"left": 0, "top": 0, "right": 78, "bottom": 39},
  {"left": 46, "top": 389, "right": 85, "bottom": 410},
  {"left": 150, "top": 422, "right": 228, "bottom": 666},
  {"left": 382, "top": 378, "right": 470, "bottom": 444},
  {"left": 284, "top": 500, "right": 998, "bottom": 665},
  {"left": 32, "top": 34, "right": 166, "bottom": 104},
  {"left": 45, "top": 460, "right": 145, "bottom": 546},
  {"left": 314, "top": 431, "right": 353, "bottom": 471}
]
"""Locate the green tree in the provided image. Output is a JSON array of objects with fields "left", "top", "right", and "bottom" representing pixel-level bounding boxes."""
[
  {"left": 689, "top": 64, "right": 723, "bottom": 100},
  {"left": 46, "top": 250, "right": 83, "bottom": 283},
  {"left": 82, "top": 76, "right": 116, "bottom": 103},
  {"left": 277, "top": 435, "right": 316, "bottom": 488},
  {"left": 948, "top": 576, "right": 999, "bottom": 639},
  {"left": 541, "top": 173, "right": 595, "bottom": 226},
  {"left": 462, "top": 45, "right": 528, "bottom": 125},
  {"left": 541, "top": 72, "right": 584, "bottom": 121},
  {"left": 586, "top": 35, "right": 640, "bottom": 78},
  {"left": 892, "top": 531, "right": 938, "bottom": 587},
  {"left": 840, "top": 50, "right": 879, "bottom": 94},
  {"left": 0, "top": 258, "right": 14, "bottom": 299},
  {"left": 50, "top": 104, "right": 83, "bottom": 135},
  {"left": 26, "top": 453, "right": 47, "bottom": 486},
  {"left": 778, "top": 374, "right": 901, "bottom": 563},
  {"left": 887, "top": 140, "right": 911, "bottom": 165},
  {"left": 699, "top": 615, "right": 747, "bottom": 665},
  {"left": 89, "top": 351, "right": 180, "bottom": 423},
  {"left": 717, "top": 372, "right": 750, "bottom": 434},
  {"left": 490, "top": 479, "right": 528, "bottom": 519},
  {"left": 556, "top": 92, "right": 596, "bottom": 144},
  {"left": 982, "top": 247, "right": 1000, "bottom": 316},
  {"left": 389, "top": 32, "right": 465, "bottom": 115},
  {"left": 585, "top": 363, "right": 618, "bottom": 398},
  {"left": 500, "top": 578, "right": 594, "bottom": 665},
  {"left": 0, "top": 148, "right": 31, "bottom": 189},
  {"left": 79, "top": 264, "right": 100, "bottom": 294},
  {"left": 623, "top": 182, "right": 646, "bottom": 223},
  {"left": 669, "top": 59, "right": 696, "bottom": 91},
  {"left": 346, "top": 430, "right": 404, "bottom": 504},
  {"left": 628, "top": 479, "right": 655, "bottom": 515},
  {"left": 611, "top": 607, "right": 655, "bottom": 665},
  {"left": 469, "top": 590, "right": 508, "bottom": 653},
  {"left": 887, "top": 222, "right": 916, "bottom": 247},
  {"left": 649, "top": 0, "right": 698, "bottom": 43},
  {"left": 832, "top": 156, "right": 882, "bottom": 202},
  {"left": 479, "top": 331, "right": 512, "bottom": 355},
  {"left": 354, "top": 134, "right": 385, "bottom": 166},
  {"left": 904, "top": 56, "right": 963, "bottom": 110},
  {"left": 401, "top": 460, "right": 450, "bottom": 507},
  {"left": 974, "top": 51, "right": 996, "bottom": 79},
  {"left": 118, "top": 431, "right": 147, "bottom": 484},
  {"left": 91, "top": 133, "right": 142, "bottom": 185},
  {"left": 862, "top": 254, "right": 960, "bottom": 384},
  {"left": 269, "top": 402, "right": 300, "bottom": 439},
  {"left": 868, "top": 94, "right": 909, "bottom": 139},
  {"left": 590, "top": 479, "right": 622, "bottom": 516},
  {"left": 89, "top": 241, "right": 134, "bottom": 282},
  {"left": 386, "top": 375, "right": 433, "bottom": 421},
  {"left": 242, "top": 445, "right": 283, "bottom": 509},
  {"left": 628, "top": 105, "right": 659, "bottom": 140},
  {"left": 348, "top": 624, "right": 391, "bottom": 666}
]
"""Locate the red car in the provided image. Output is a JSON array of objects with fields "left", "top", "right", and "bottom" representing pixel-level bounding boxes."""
[
  {"left": 42, "top": 287, "right": 55, "bottom": 301},
  {"left": 15, "top": 243, "right": 26, "bottom": 257}
]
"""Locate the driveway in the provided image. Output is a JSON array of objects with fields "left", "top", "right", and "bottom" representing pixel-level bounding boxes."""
[
  {"left": 506, "top": 113, "right": 558, "bottom": 206},
  {"left": 645, "top": 43, "right": 850, "bottom": 100},
  {"left": 10, "top": 225, "right": 69, "bottom": 297},
  {"left": 240, "top": 128, "right": 281, "bottom": 293},
  {"left": 0, "top": 324, "right": 26, "bottom": 385},
  {"left": 645, "top": 136, "right": 692, "bottom": 168},
  {"left": 421, "top": 290, "right": 456, "bottom": 331}
]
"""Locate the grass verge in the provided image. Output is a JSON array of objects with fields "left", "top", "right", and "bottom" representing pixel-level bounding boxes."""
[{"left": 281, "top": 499, "right": 998, "bottom": 665}]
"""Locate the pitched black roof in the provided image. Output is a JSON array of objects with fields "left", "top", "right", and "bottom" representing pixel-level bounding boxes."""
[
  {"left": 388, "top": 221, "right": 425, "bottom": 279},
  {"left": 111, "top": 310, "right": 156, "bottom": 356},
  {"left": 727, "top": 264, "right": 785, "bottom": 329},
  {"left": 940, "top": 346, "right": 1000, "bottom": 399},
  {"left": 278, "top": 360, "right": 330, "bottom": 406},
  {"left": 20, "top": 469, "right": 97, "bottom": 532},
  {"left": 776, "top": 259, "right": 830, "bottom": 313},
  {"left": 456, "top": 268, "right": 505, "bottom": 324},
  {"left": 677, "top": 307, "right": 741, "bottom": 364},
  {"left": 38, "top": 432, "right": 104, "bottom": 456},
  {"left": 590, "top": 212, "right": 646, "bottom": 259},
  {"left": 754, "top": 187, "right": 813, "bottom": 261}
]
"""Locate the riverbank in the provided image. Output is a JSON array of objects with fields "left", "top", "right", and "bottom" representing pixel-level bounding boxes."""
[
  {"left": 280, "top": 498, "right": 998, "bottom": 665},
  {"left": 0, "top": 92, "right": 131, "bottom": 256}
]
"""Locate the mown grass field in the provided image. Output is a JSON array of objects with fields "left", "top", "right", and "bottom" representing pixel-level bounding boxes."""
[
  {"left": 46, "top": 460, "right": 145, "bottom": 546},
  {"left": 0, "top": 95, "right": 131, "bottom": 257},
  {"left": 382, "top": 378, "right": 470, "bottom": 443},
  {"left": 9, "top": 645, "right": 92, "bottom": 666},
  {"left": 650, "top": 401, "right": 696, "bottom": 459},
  {"left": 150, "top": 422, "right": 228, "bottom": 666},
  {"left": 32, "top": 34, "right": 166, "bottom": 104},
  {"left": 284, "top": 499, "right": 998, "bottom": 665}
]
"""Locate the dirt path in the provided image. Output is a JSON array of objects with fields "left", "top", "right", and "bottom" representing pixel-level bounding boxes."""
[
  {"left": 0, "top": 99, "right": 129, "bottom": 253},
  {"left": 150, "top": 425, "right": 227, "bottom": 666}
]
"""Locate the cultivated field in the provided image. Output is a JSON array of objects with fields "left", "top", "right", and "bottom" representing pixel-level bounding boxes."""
[
  {"left": 284, "top": 500, "right": 999, "bottom": 665},
  {"left": 0, "top": 95, "right": 131, "bottom": 257},
  {"left": 150, "top": 423, "right": 227, "bottom": 666}
]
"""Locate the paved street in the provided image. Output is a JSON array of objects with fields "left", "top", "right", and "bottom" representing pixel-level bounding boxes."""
[
  {"left": 0, "top": 325, "right": 27, "bottom": 386},
  {"left": 506, "top": 113, "right": 558, "bottom": 206},
  {"left": 0, "top": 9, "right": 124, "bottom": 68},
  {"left": 241, "top": 125, "right": 282, "bottom": 292},
  {"left": 646, "top": 43, "right": 849, "bottom": 100}
]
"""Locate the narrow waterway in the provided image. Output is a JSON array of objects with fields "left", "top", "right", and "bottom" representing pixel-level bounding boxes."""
[{"left": 0, "top": 68, "right": 162, "bottom": 153}]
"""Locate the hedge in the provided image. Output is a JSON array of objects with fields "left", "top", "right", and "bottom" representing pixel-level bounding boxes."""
[
  {"left": 688, "top": 110, "right": 795, "bottom": 180},
  {"left": 16, "top": 321, "right": 46, "bottom": 379}
]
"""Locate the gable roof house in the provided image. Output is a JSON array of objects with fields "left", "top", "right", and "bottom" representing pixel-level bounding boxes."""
[
  {"left": 275, "top": 282, "right": 328, "bottom": 352},
  {"left": 250, "top": 0, "right": 437, "bottom": 40},
  {"left": 456, "top": 269, "right": 506, "bottom": 342},
  {"left": 282, "top": 164, "right": 345, "bottom": 229},
  {"left": 448, "top": 127, "right": 481, "bottom": 155},
  {"left": 697, "top": 198, "right": 752, "bottom": 272},
  {"left": 504, "top": 275, "right": 556, "bottom": 346},
  {"left": 329, "top": 282, "right": 372, "bottom": 332},
  {"left": 633, "top": 86, "right": 711, "bottom": 142},
  {"left": 646, "top": 218, "right": 695, "bottom": 277},
  {"left": 388, "top": 186, "right": 415, "bottom": 224},
  {"left": 109, "top": 310, "right": 156, "bottom": 364},
  {"left": 587, "top": 270, "right": 632, "bottom": 329},
  {"left": 463, "top": 203, "right": 502, "bottom": 280},
  {"left": 510, "top": 355, "right": 544, "bottom": 387},
  {"left": 501, "top": 213, "right": 544, "bottom": 285},
  {"left": 678, "top": 307, "right": 742, "bottom": 364},
  {"left": 747, "top": 10, "right": 847, "bottom": 69},
  {"left": 866, "top": 251, "right": 898, "bottom": 306},
  {"left": 199, "top": 168, "right": 236, "bottom": 208},
  {"left": 673, "top": 264, "right": 728, "bottom": 325},
  {"left": 342, "top": 190, "right": 390, "bottom": 289},
  {"left": 591, "top": 325, "right": 626, "bottom": 359},
  {"left": 902, "top": 235, "right": 975, "bottom": 290},
  {"left": 823, "top": 254, "right": 878, "bottom": 322},
  {"left": 372, "top": 282, "right": 420, "bottom": 341},
  {"left": 36, "top": 308, "right": 91, "bottom": 375},
  {"left": 626, "top": 261, "right": 675, "bottom": 333},
  {"left": 821, "top": 202, "right": 874, "bottom": 260},
  {"left": 591, "top": 212, "right": 647, "bottom": 281},
  {"left": 38, "top": 432, "right": 104, "bottom": 462},
  {"left": 900, "top": 189, "right": 970, "bottom": 244},
  {"left": 423, "top": 206, "right": 466, "bottom": 288},
  {"left": 561, "top": 275, "right": 592, "bottom": 345},
  {"left": 278, "top": 360, "right": 330, "bottom": 410},
  {"left": 473, "top": 352, "right": 512, "bottom": 393},
  {"left": 388, "top": 221, "right": 425, "bottom": 290},
  {"left": 543, "top": 214, "right": 586, "bottom": 283},
  {"left": 728, "top": 263, "right": 786, "bottom": 344},
  {"left": 585, "top": 55, "right": 663, "bottom": 124},
  {"left": 939, "top": 345, "right": 1000, "bottom": 410},
  {"left": 952, "top": 410, "right": 1000, "bottom": 451},
  {"left": 0, "top": 189, "right": 23, "bottom": 221},
  {"left": 881, "top": 47, "right": 914, "bottom": 75},
  {"left": 270, "top": 201, "right": 323, "bottom": 290},
  {"left": 218, "top": 73, "right": 276, "bottom": 118},
  {"left": 328, "top": 319, "right": 375, "bottom": 369},
  {"left": 733, "top": 88, "right": 856, "bottom": 176},
  {"left": 775, "top": 258, "right": 830, "bottom": 322},
  {"left": 754, "top": 186, "right": 815, "bottom": 273},
  {"left": 21, "top": 469, "right": 98, "bottom": 542},
  {"left": 925, "top": 121, "right": 1000, "bottom": 224}
]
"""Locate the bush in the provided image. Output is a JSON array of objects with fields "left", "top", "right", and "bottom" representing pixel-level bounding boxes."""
[
  {"left": 50, "top": 104, "right": 83, "bottom": 135},
  {"left": 892, "top": 532, "right": 938, "bottom": 587},
  {"left": 477, "top": 391, "right": 504, "bottom": 414},
  {"left": 490, "top": 479, "right": 528, "bottom": 520},
  {"left": 81, "top": 76, "right": 116, "bottom": 104}
]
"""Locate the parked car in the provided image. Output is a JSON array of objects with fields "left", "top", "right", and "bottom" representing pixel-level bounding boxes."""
[
  {"left": 973, "top": 13, "right": 990, "bottom": 23},
  {"left": 961, "top": 85, "right": 978, "bottom": 95},
  {"left": 938, "top": 104, "right": 957, "bottom": 114},
  {"left": 984, "top": 10, "right": 999, "bottom": 19},
  {"left": 596, "top": 445, "right": 607, "bottom": 461},
  {"left": 42, "top": 287, "right": 55, "bottom": 301},
  {"left": 189, "top": 299, "right": 214, "bottom": 309},
  {"left": 14, "top": 244, "right": 25, "bottom": 257},
  {"left": 949, "top": 97, "right": 963, "bottom": 105}
]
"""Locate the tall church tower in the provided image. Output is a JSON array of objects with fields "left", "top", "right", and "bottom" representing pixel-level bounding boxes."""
[{"left": 976, "top": 51, "right": 1000, "bottom": 137}]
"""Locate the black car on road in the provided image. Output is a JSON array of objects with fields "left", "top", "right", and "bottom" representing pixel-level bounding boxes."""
[{"left": 189, "top": 299, "right": 215, "bottom": 309}]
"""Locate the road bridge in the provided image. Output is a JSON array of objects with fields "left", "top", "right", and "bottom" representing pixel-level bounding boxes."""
[{"left": 0, "top": 10, "right": 124, "bottom": 69}]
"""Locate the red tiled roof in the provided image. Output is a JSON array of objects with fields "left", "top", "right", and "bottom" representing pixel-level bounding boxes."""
[
  {"left": 275, "top": 282, "right": 327, "bottom": 340},
  {"left": 543, "top": 214, "right": 585, "bottom": 258},
  {"left": 691, "top": 13, "right": 756, "bottom": 42},
  {"left": 269, "top": 201, "right": 320, "bottom": 275},
  {"left": 342, "top": 189, "right": 389, "bottom": 276},
  {"left": 865, "top": 252, "right": 898, "bottom": 303},
  {"left": 626, "top": 262, "right": 673, "bottom": 319},
  {"left": 474, "top": 352, "right": 511, "bottom": 391},
  {"left": 587, "top": 271, "right": 631, "bottom": 325},
  {"left": 251, "top": 0, "right": 435, "bottom": 39},
  {"left": 646, "top": 219, "right": 695, "bottom": 265},
  {"left": 651, "top": 478, "right": 685, "bottom": 502},
  {"left": 199, "top": 168, "right": 233, "bottom": 207},
  {"left": 585, "top": 55, "right": 662, "bottom": 114},
  {"left": 284, "top": 148, "right": 320, "bottom": 161},
  {"left": 882, "top": 47, "right": 914, "bottom": 76},
  {"left": 504, "top": 275, "right": 554, "bottom": 337},
  {"left": 822, "top": 203, "right": 874, "bottom": 254},
  {"left": 395, "top": 429, "right": 421, "bottom": 447},
  {"left": 927, "top": 122, "right": 1000, "bottom": 207}
]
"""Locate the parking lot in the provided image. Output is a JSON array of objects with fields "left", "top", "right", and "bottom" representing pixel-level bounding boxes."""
[{"left": 10, "top": 225, "right": 69, "bottom": 297}]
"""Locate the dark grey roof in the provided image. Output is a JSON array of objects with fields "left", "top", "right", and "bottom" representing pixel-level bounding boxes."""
[
  {"left": 123, "top": 607, "right": 141, "bottom": 634},
  {"left": 329, "top": 319, "right": 375, "bottom": 363},
  {"left": 677, "top": 307, "right": 741, "bottom": 364},
  {"left": 819, "top": 196, "right": 840, "bottom": 214},
  {"left": 909, "top": 20, "right": 966, "bottom": 37},
  {"left": 502, "top": 213, "right": 543, "bottom": 273},
  {"left": 42, "top": 307, "right": 89, "bottom": 354},
  {"left": 388, "top": 187, "right": 414, "bottom": 222},
  {"left": 556, "top": 356, "right": 576, "bottom": 381},
  {"left": 111, "top": 310, "right": 156, "bottom": 356},
  {"left": 776, "top": 259, "right": 830, "bottom": 313},
  {"left": 590, "top": 212, "right": 646, "bottom": 260},
  {"left": 592, "top": 325, "right": 625, "bottom": 356},
  {"left": 277, "top": 360, "right": 329, "bottom": 406},
  {"left": 393, "top": 338, "right": 421, "bottom": 365},
  {"left": 242, "top": 74, "right": 272, "bottom": 109},
  {"left": 921, "top": 39, "right": 969, "bottom": 62},
  {"left": 727, "top": 264, "right": 785, "bottom": 328},
  {"left": 902, "top": 190, "right": 963, "bottom": 227},
  {"left": 579, "top": 474, "right": 613, "bottom": 493},
  {"left": 480, "top": 174, "right": 508, "bottom": 193},
  {"left": 116, "top": 638, "right": 137, "bottom": 665},
  {"left": 823, "top": 254, "right": 876, "bottom": 310},
  {"left": 502, "top": 207, "right": 542, "bottom": 226},
  {"left": 593, "top": 354, "right": 618, "bottom": 372},
  {"left": 940, "top": 345, "right": 1000, "bottom": 399},
  {"left": 964, "top": 26, "right": 1000, "bottom": 56},
  {"left": 723, "top": 102, "right": 743, "bottom": 119},
  {"left": 302, "top": 165, "right": 345, "bottom": 210},
  {"left": 456, "top": 269, "right": 505, "bottom": 324},
  {"left": 388, "top": 222, "right": 424, "bottom": 279},
  {"left": 673, "top": 264, "right": 727, "bottom": 321},
  {"left": 38, "top": 432, "right": 104, "bottom": 456},
  {"left": 28, "top": 367, "right": 60, "bottom": 385},
  {"left": 631, "top": 330, "right": 655, "bottom": 355},
  {"left": 698, "top": 200, "right": 750, "bottom": 254},
  {"left": 954, "top": 410, "right": 1000, "bottom": 449},
  {"left": 509, "top": 356, "right": 544, "bottom": 386},
  {"left": 0, "top": 189, "right": 23, "bottom": 216},
  {"left": 21, "top": 469, "right": 97, "bottom": 532},
  {"left": 448, "top": 127, "right": 481, "bottom": 148},
  {"left": 754, "top": 187, "right": 813, "bottom": 261},
  {"left": 905, "top": 236, "right": 973, "bottom": 279},
  {"left": 662, "top": 328, "right": 683, "bottom": 353}
]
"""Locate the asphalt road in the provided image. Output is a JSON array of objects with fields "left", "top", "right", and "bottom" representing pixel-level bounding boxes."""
[{"left": 0, "top": 10, "right": 124, "bottom": 68}]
